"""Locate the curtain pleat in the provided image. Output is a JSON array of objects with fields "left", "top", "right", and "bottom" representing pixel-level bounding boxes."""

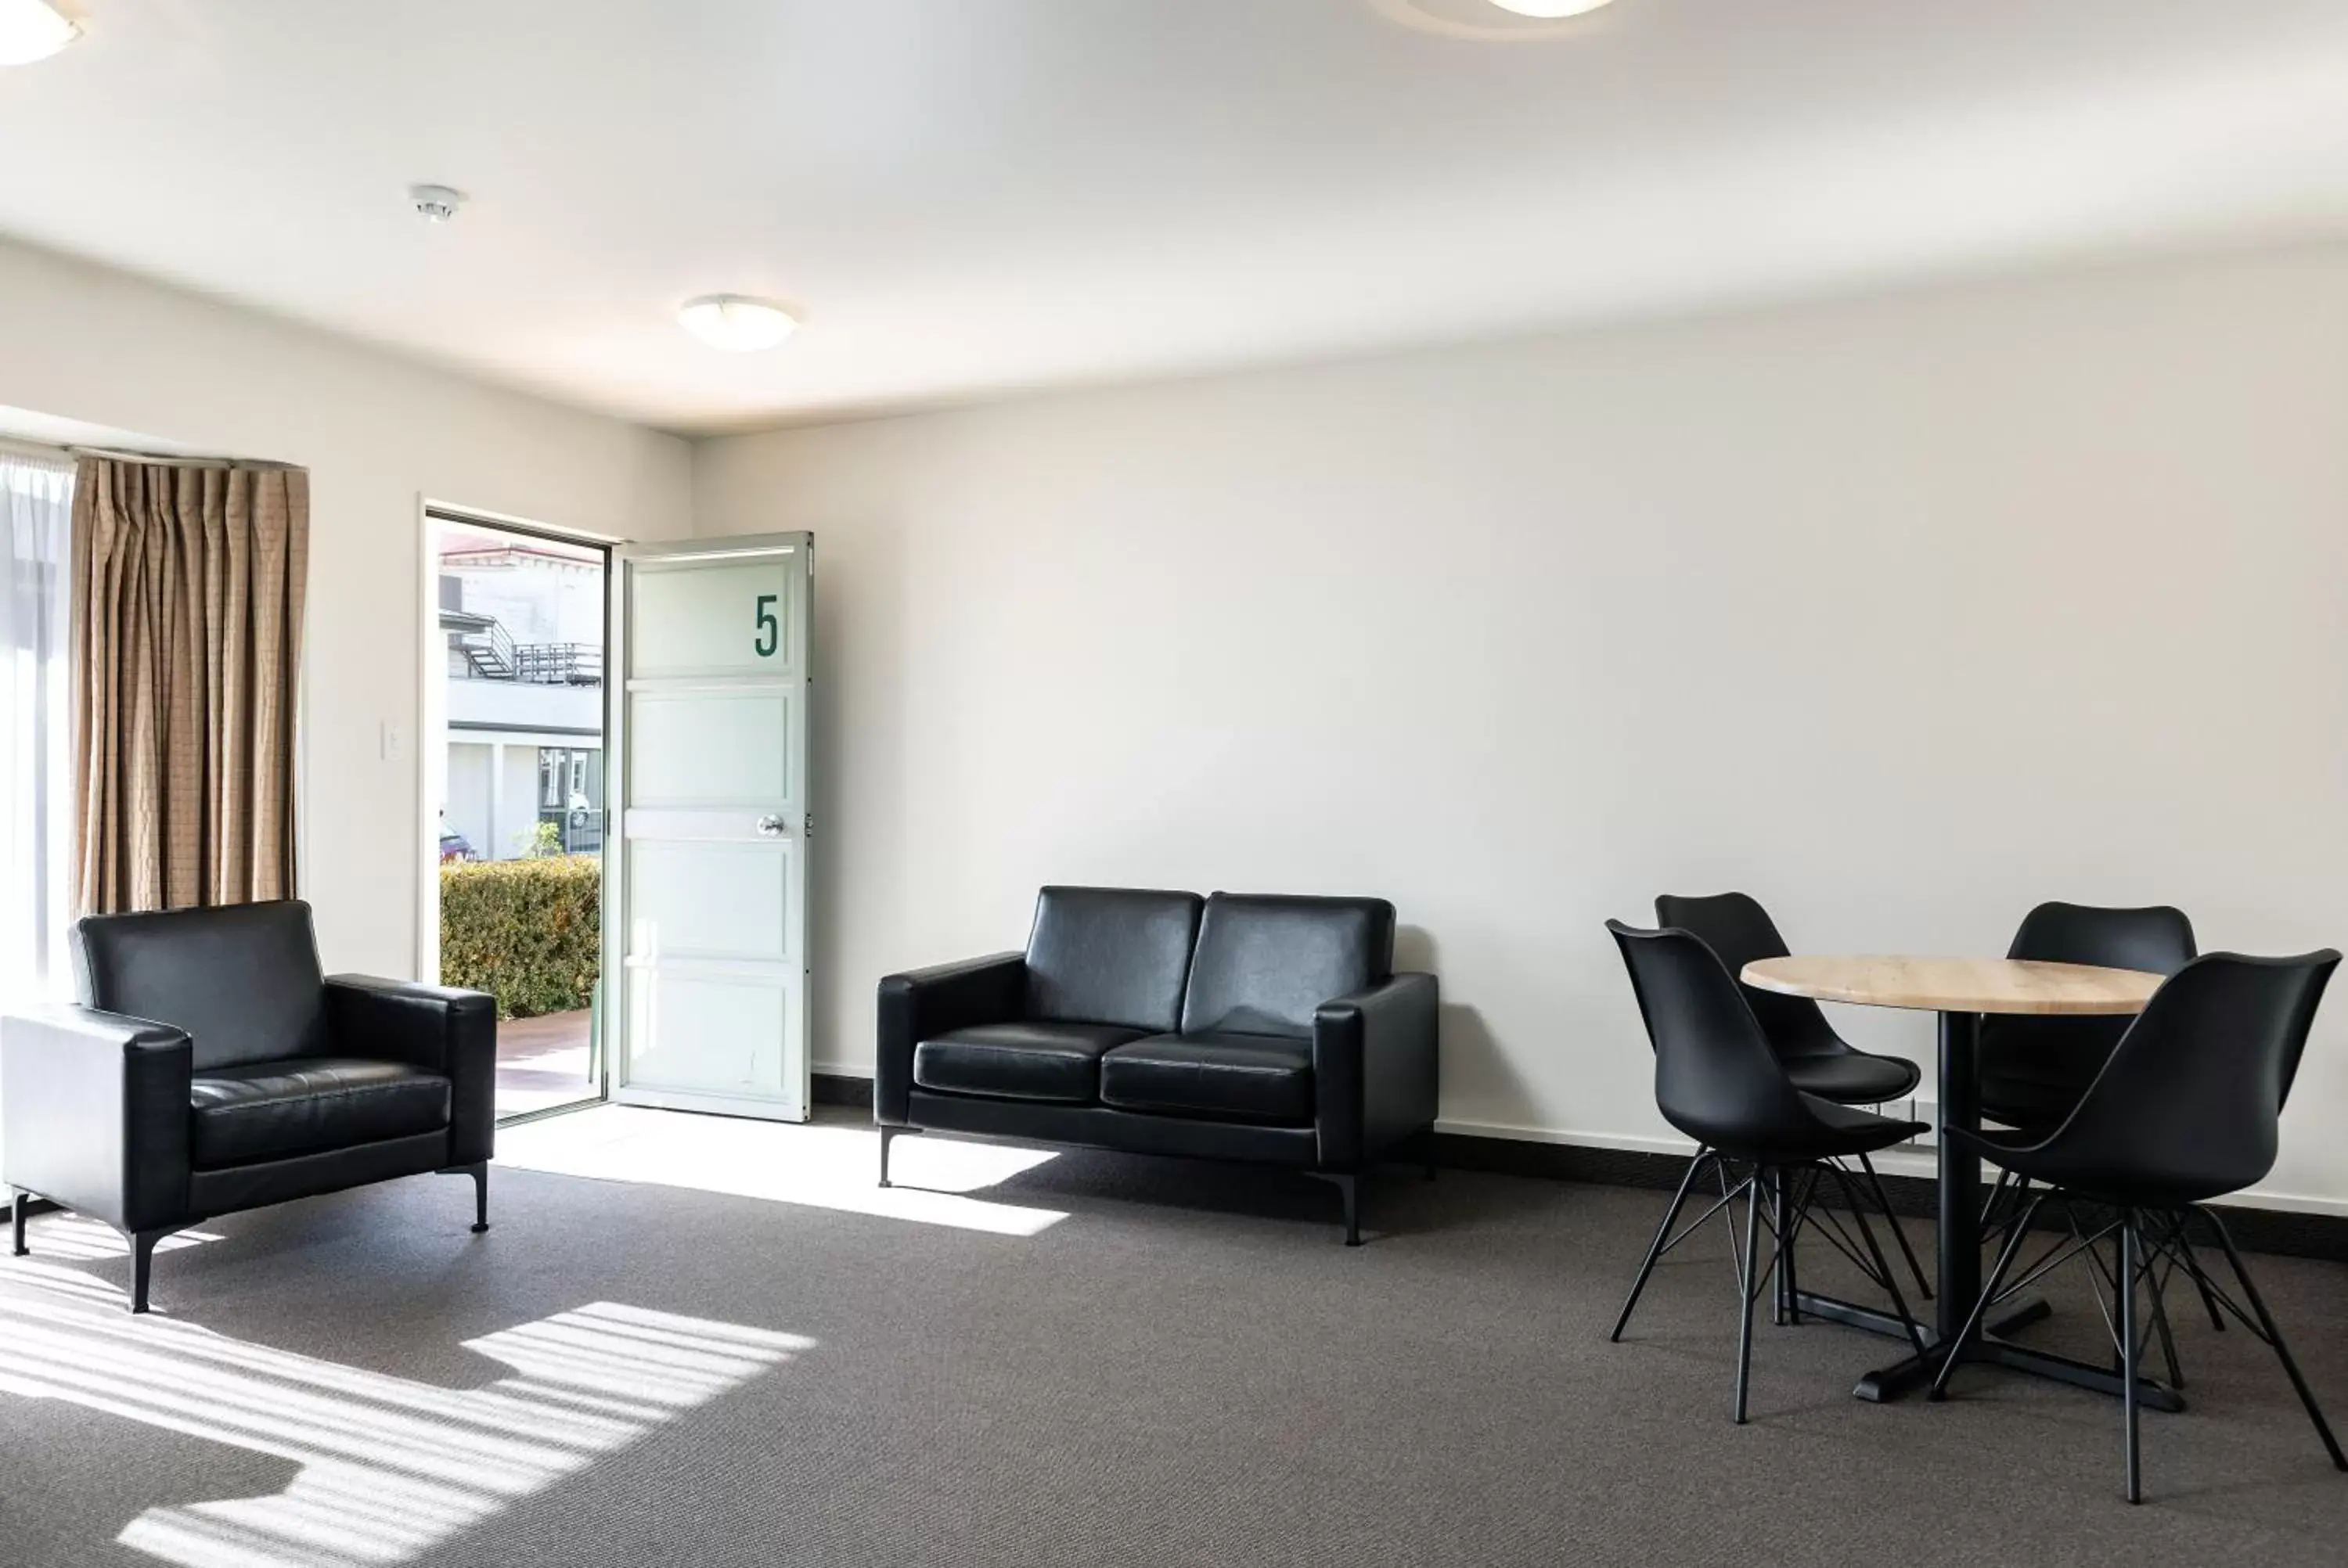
[{"left": 72, "top": 458, "right": 308, "bottom": 914}]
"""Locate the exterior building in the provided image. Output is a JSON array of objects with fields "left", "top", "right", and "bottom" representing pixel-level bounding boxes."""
[{"left": 436, "top": 530, "right": 605, "bottom": 861}]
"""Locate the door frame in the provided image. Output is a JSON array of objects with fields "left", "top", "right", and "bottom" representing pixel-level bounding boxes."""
[
  {"left": 415, "top": 498, "right": 625, "bottom": 1126},
  {"left": 602, "top": 531, "right": 816, "bottom": 1122}
]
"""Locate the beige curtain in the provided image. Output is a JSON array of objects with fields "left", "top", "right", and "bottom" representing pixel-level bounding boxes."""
[{"left": 72, "top": 457, "right": 308, "bottom": 914}]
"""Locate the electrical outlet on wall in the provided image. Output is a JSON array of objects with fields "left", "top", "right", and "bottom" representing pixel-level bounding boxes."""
[
  {"left": 380, "top": 721, "right": 405, "bottom": 761},
  {"left": 1907, "top": 1098, "right": 1939, "bottom": 1148}
]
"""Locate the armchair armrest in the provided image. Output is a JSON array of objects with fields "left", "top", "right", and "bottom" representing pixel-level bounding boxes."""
[
  {"left": 324, "top": 976, "right": 497, "bottom": 1166},
  {"left": 1, "top": 1005, "right": 193, "bottom": 1232},
  {"left": 1313, "top": 972, "right": 1439, "bottom": 1171},
  {"left": 875, "top": 952, "right": 1026, "bottom": 1125}
]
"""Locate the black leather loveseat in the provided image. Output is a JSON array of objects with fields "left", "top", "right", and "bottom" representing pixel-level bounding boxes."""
[
  {"left": 877, "top": 887, "right": 1439, "bottom": 1243},
  {"left": 2, "top": 900, "right": 495, "bottom": 1312}
]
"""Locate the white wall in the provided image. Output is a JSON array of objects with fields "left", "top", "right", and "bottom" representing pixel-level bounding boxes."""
[
  {"left": 693, "top": 242, "right": 2348, "bottom": 1212},
  {"left": 443, "top": 744, "right": 492, "bottom": 866},
  {"left": 0, "top": 236, "right": 693, "bottom": 979}
]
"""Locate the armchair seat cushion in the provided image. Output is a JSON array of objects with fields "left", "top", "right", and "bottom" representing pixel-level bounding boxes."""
[
  {"left": 913, "top": 1022, "right": 1143, "bottom": 1104},
  {"left": 189, "top": 1057, "right": 452, "bottom": 1167},
  {"left": 1100, "top": 1032, "right": 1315, "bottom": 1124}
]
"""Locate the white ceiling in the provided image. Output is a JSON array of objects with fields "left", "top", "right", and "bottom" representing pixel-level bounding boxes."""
[{"left": 5, "top": 1, "right": 2348, "bottom": 434}]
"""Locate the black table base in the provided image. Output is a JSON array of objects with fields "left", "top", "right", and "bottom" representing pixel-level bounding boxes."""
[
  {"left": 1790, "top": 1286, "right": 2186, "bottom": 1412},
  {"left": 1802, "top": 1008, "right": 2184, "bottom": 1412}
]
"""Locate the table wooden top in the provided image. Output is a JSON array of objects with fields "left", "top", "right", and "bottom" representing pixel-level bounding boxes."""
[{"left": 1740, "top": 954, "right": 2163, "bottom": 1016}]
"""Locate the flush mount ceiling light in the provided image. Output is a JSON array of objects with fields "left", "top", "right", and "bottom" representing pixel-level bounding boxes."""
[
  {"left": 677, "top": 294, "right": 803, "bottom": 353},
  {"left": 1488, "top": 0, "right": 1615, "bottom": 15},
  {"left": 1370, "top": 0, "right": 1617, "bottom": 40},
  {"left": 0, "top": 0, "right": 81, "bottom": 65}
]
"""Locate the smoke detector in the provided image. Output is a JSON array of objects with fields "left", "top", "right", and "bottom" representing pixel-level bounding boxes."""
[{"left": 408, "top": 184, "right": 467, "bottom": 223}]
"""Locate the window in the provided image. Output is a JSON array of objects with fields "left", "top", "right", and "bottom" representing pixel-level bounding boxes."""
[{"left": 2, "top": 449, "right": 73, "bottom": 1004}]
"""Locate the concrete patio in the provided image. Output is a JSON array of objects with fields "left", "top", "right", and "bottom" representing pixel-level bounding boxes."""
[{"left": 496, "top": 1008, "right": 596, "bottom": 1117}]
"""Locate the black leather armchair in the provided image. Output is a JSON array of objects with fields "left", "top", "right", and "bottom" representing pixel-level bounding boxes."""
[
  {"left": 877, "top": 887, "right": 1440, "bottom": 1243},
  {"left": 2, "top": 900, "right": 495, "bottom": 1312}
]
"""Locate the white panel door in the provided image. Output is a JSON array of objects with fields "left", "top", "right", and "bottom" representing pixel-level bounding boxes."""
[{"left": 606, "top": 534, "right": 812, "bottom": 1121}]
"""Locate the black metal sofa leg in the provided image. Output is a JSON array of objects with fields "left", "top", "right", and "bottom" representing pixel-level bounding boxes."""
[
  {"left": 440, "top": 1161, "right": 489, "bottom": 1232},
  {"left": 1334, "top": 1173, "right": 1360, "bottom": 1246},
  {"left": 10, "top": 1190, "right": 27, "bottom": 1257},
  {"left": 1307, "top": 1171, "right": 1362, "bottom": 1246},
  {"left": 878, "top": 1125, "right": 904, "bottom": 1189},
  {"left": 126, "top": 1227, "right": 178, "bottom": 1315}
]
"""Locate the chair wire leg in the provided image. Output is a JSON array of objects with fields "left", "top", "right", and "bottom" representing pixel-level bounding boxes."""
[
  {"left": 2202, "top": 1207, "right": 2348, "bottom": 1472},
  {"left": 1610, "top": 1149, "right": 1712, "bottom": 1343},
  {"left": 2162, "top": 1211, "right": 2227, "bottom": 1333},
  {"left": 1717, "top": 1156, "right": 1741, "bottom": 1269},
  {"left": 1734, "top": 1167, "right": 1763, "bottom": 1425},
  {"left": 1979, "top": 1164, "right": 2014, "bottom": 1234},
  {"left": 1831, "top": 1161, "right": 1928, "bottom": 1358},
  {"left": 2141, "top": 1233, "right": 2184, "bottom": 1391},
  {"left": 1932, "top": 1191, "right": 2048, "bottom": 1401},
  {"left": 1772, "top": 1166, "right": 1799, "bottom": 1326},
  {"left": 2120, "top": 1213, "right": 2143, "bottom": 1504},
  {"left": 1856, "top": 1152, "right": 1932, "bottom": 1301}
]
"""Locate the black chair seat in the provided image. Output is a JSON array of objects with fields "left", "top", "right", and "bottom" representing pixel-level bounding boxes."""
[
  {"left": 1978, "top": 1072, "right": 2084, "bottom": 1131},
  {"left": 1100, "top": 1032, "right": 1314, "bottom": 1124},
  {"left": 1706, "top": 1092, "right": 1925, "bottom": 1164},
  {"left": 913, "top": 1021, "right": 1142, "bottom": 1103},
  {"left": 189, "top": 1058, "right": 452, "bottom": 1167},
  {"left": 1782, "top": 1049, "right": 1919, "bottom": 1106}
]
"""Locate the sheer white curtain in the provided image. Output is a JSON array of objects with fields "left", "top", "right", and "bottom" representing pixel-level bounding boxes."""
[{"left": 2, "top": 448, "right": 74, "bottom": 1008}]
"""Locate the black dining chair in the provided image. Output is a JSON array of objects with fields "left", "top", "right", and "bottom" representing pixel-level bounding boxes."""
[
  {"left": 1979, "top": 901, "right": 2197, "bottom": 1134},
  {"left": 1930, "top": 950, "right": 2346, "bottom": 1504},
  {"left": 1975, "top": 903, "right": 2213, "bottom": 1334},
  {"left": 1606, "top": 920, "right": 1928, "bottom": 1424},
  {"left": 1656, "top": 892, "right": 1932, "bottom": 1300}
]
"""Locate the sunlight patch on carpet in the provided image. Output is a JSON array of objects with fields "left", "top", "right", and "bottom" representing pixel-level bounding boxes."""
[
  {"left": 0, "top": 1257, "right": 808, "bottom": 1568},
  {"left": 498, "top": 1105, "right": 1069, "bottom": 1236}
]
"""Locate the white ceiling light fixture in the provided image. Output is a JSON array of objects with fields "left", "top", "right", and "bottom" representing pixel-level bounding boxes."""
[
  {"left": 0, "top": 0, "right": 80, "bottom": 66},
  {"left": 1372, "top": 0, "right": 1619, "bottom": 42},
  {"left": 1488, "top": 0, "right": 1615, "bottom": 16},
  {"left": 677, "top": 294, "right": 802, "bottom": 353}
]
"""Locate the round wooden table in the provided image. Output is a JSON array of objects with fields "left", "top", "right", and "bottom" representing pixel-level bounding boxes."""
[{"left": 1741, "top": 954, "right": 2166, "bottom": 1405}]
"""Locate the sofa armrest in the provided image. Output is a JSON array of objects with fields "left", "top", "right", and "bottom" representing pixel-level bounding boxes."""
[
  {"left": 324, "top": 975, "right": 497, "bottom": 1166},
  {"left": 1, "top": 1005, "right": 194, "bottom": 1232},
  {"left": 875, "top": 952, "right": 1026, "bottom": 1125},
  {"left": 1313, "top": 972, "right": 1439, "bottom": 1171}
]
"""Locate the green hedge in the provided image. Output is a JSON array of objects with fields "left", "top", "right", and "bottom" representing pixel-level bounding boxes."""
[{"left": 440, "top": 856, "right": 600, "bottom": 1019}]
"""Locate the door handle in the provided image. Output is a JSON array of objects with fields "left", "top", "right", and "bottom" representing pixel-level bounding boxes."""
[{"left": 756, "top": 815, "right": 785, "bottom": 837}]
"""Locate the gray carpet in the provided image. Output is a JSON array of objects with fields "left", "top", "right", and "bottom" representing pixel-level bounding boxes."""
[{"left": 5, "top": 1120, "right": 2348, "bottom": 1568}]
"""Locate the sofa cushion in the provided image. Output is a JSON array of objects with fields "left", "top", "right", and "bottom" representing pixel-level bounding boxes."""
[
  {"left": 1100, "top": 1032, "right": 1316, "bottom": 1124},
  {"left": 1023, "top": 886, "right": 1204, "bottom": 1034},
  {"left": 913, "top": 1021, "right": 1143, "bottom": 1103},
  {"left": 189, "top": 1057, "right": 452, "bottom": 1167},
  {"left": 1178, "top": 894, "right": 1395, "bottom": 1038},
  {"left": 74, "top": 900, "right": 329, "bottom": 1070}
]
